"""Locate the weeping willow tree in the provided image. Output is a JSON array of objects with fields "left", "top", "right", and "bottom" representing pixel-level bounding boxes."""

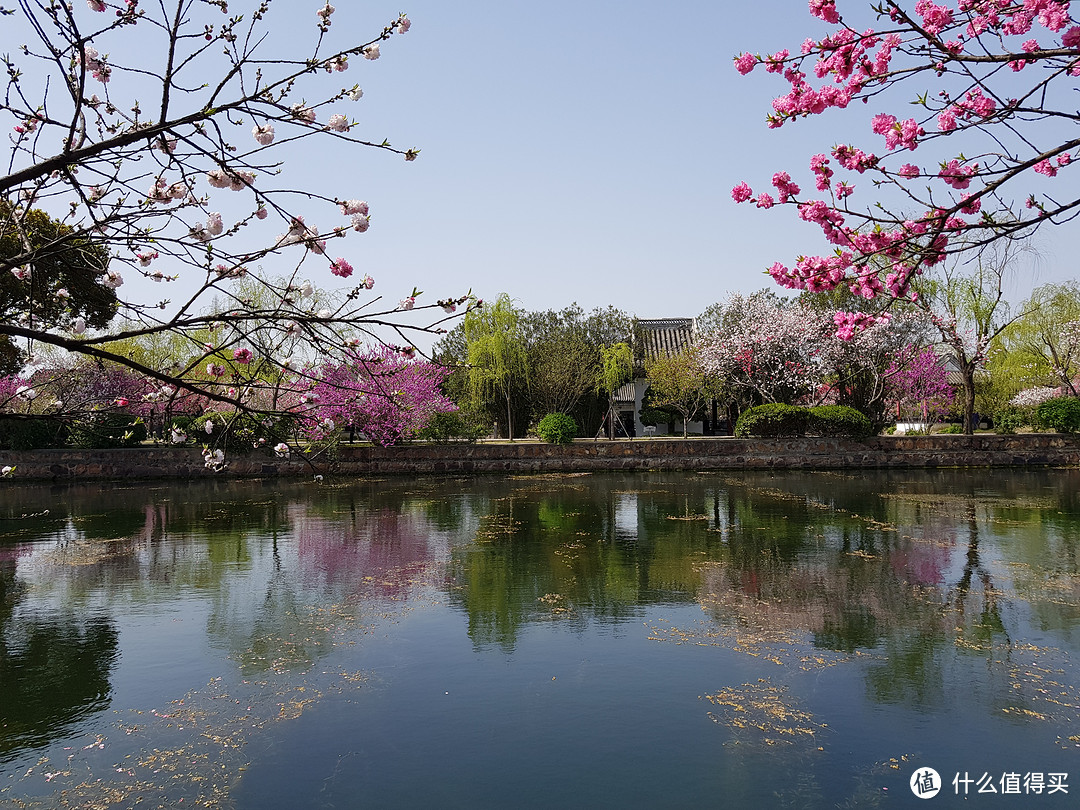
[
  {"left": 464, "top": 294, "right": 528, "bottom": 440},
  {"left": 597, "top": 342, "right": 632, "bottom": 439}
]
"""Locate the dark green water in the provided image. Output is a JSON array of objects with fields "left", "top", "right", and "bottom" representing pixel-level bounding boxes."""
[{"left": 0, "top": 469, "right": 1077, "bottom": 808}]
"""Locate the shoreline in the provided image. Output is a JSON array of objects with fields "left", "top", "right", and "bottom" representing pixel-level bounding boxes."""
[{"left": 2, "top": 434, "right": 1078, "bottom": 480}]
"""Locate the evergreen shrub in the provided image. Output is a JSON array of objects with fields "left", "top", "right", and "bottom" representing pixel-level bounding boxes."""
[
  {"left": 67, "top": 412, "right": 147, "bottom": 448},
  {"left": 1035, "top": 397, "right": 1080, "bottom": 433},
  {"left": 734, "top": 404, "right": 808, "bottom": 437},
  {"left": 993, "top": 405, "right": 1031, "bottom": 435},
  {"left": 807, "top": 406, "right": 873, "bottom": 439},
  {"left": 416, "top": 411, "right": 488, "bottom": 443},
  {"left": 536, "top": 412, "right": 578, "bottom": 444},
  {"left": 0, "top": 417, "right": 66, "bottom": 450}
]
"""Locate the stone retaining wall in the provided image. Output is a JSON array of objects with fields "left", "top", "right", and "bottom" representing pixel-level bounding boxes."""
[{"left": 2, "top": 434, "right": 1078, "bottom": 480}]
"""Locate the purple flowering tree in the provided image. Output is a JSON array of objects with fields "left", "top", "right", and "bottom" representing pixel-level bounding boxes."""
[
  {"left": 887, "top": 345, "right": 956, "bottom": 424},
  {"left": 311, "top": 346, "right": 456, "bottom": 447}
]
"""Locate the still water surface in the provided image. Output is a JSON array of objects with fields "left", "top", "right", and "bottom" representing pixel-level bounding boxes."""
[{"left": 1, "top": 469, "right": 1078, "bottom": 808}]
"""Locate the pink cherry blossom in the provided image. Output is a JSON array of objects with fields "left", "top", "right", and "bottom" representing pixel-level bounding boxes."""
[
  {"left": 326, "top": 114, "right": 350, "bottom": 132},
  {"left": 330, "top": 258, "right": 354, "bottom": 278},
  {"left": 734, "top": 52, "right": 757, "bottom": 75},
  {"left": 233, "top": 348, "right": 254, "bottom": 364},
  {"left": 731, "top": 182, "right": 754, "bottom": 203},
  {"left": 339, "top": 199, "right": 369, "bottom": 216},
  {"left": 1034, "top": 158, "right": 1058, "bottom": 177}
]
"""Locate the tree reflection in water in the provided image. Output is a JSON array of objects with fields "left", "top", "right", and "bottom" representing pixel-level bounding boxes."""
[{"left": 0, "top": 471, "right": 1077, "bottom": 808}]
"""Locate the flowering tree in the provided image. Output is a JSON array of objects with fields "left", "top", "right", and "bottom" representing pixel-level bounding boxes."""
[
  {"left": 311, "top": 345, "right": 456, "bottom": 447},
  {"left": 812, "top": 304, "right": 930, "bottom": 429},
  {"left": 698, "top": 292, "right": 833, "bottom": 405},
  {"left": 0, "top": 1, "right": 469, "bottom": 449},
  {"left": 887, "top": 345, "right": 956, "bottom": 423},
  {"left": 912, "top": 241, "right": 1031, "bottom": 431},
  {"left": 732, "top": 0, "right": 1080, "bottom": 330}
]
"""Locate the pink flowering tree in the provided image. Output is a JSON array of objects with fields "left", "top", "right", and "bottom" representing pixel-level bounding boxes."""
[
  {"left": 0, "top": 2, "right": 471, "bottom": 448},
  {"left": 310, "top": 345, "right": 456, "bottom": 447},
  {"left": 732, "top": 1, "right": 1080, "bottom": 331},
  {"left": 810, "top": 302, "right": 931, "bottom": 428}
]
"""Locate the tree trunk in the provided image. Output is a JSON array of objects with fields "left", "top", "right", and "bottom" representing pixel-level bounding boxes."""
[
  {"left": 505, "top": 391, "right": 513, "bottom": 441},
  {"left": 962, "top": 364, "right": 977, "bottom": 435}
]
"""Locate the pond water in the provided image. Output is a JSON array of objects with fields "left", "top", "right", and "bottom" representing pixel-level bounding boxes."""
[{"left": 0, "top": 469, "right": 1078, "bottom": 808}]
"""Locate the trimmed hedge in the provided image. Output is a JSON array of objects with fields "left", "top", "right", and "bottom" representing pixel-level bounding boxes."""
[
  {"left": 67, "top": 412, "right": 147, "bottom": 449},
  {"left": 1036, "top": 397, "right": 1080, "bottom": 433},
  {"left": 536, "top": 412, "right": 578, "bottom": 445},
  {"left": 0, "top": 416, "right": 66, "bottom": 450},
  {"left": 806, "top": 405, "right": 873, "bottom": 439},
  {"left": 734, "top": 404, "right": 808, "bottom": 437},
  {"left": 735, "top": 404, "right": 872, "bottom": 439}
]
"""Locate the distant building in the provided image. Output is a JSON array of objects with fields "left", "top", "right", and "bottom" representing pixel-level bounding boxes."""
[{"left": 621, "top": 318, "right": 712, "bottom": 437}]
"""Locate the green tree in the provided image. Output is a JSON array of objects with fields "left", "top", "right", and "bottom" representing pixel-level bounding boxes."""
[
  {"left": 597, "top": 342, "right": 632, "bottom": 439},
  {"left": 464, "top": 294, "right": 529, "bottom": 440},
  {"left": 0, "top": 203, "right": 117, "bottom": 374},
  {"left": 645, "top": 345, "right": 719, "bottom": 438},
  {"left": 1002, "top": 282, "right": 1080, "bottom": 397},
  {"left": 520, "top": 304, "right": 630, "bottom": 427}
]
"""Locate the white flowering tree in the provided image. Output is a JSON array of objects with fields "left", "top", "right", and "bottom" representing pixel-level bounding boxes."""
[
  {"left": 0, "top": 1, "right": 470, "bottom": 445},
  {"left": 912, "top": 240, "right": 1034, "bottom": 432},
  {"left": 698, "top": 292, "right": 834, "bottom": 406}
]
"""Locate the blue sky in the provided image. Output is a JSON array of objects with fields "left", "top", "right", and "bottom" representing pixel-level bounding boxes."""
[
  {"left": 296, "top": 0, "right": 1075, "bottom": 324},
  {"left": 7, "top": 0, "right": 1077, "bottom": 339}
]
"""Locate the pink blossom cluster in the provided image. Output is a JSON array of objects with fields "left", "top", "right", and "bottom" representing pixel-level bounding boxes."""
[
  {"left": 278, "top": 215, "right": 326, "bottom": 253},
  {"left": 207, "top": 168, "right": 256, "bottom": 190},
  {"left": 699, "top": 292, "right": 837, "bottom": 402},
  {"left": 937, "top": 87, "right": 997, "bottom": 134},
  {"left": 1009, "top": 385, "right": 1060, "bottom": 406},
  {"left": 915, "top": 0, "right": 955, "bottom": 33},
  {"left": 310, "top": 346, "right": 454, "bottom": 446},
  {"left": 330, "top": 257, "right": 353, "bottom": 278},
  {"left": 252, "top": 123, "right": 275, "bottom": 145},
  {"left": 871, "top": 114, "right": 924, "bottom": 151},
  {"left": 808, "top": 153, "right": 832, "bottom": 191},
  {"left": 326, "top": 114, "right": 350, "bottom": 132},
  {"left": 147, "top": 177, "right": 189, "bottom": 204},
  {"left": 76, "top": 45, "right": 111, "bottom": 83},
  {"left": 833, "top": 310, "right": 890, "bottom": 341},
  {"left": 886, "top": 345, "right": 955, "bottom": 422},
  {"left": 939, "top": 158, "right": 978, "bottom": 189}
]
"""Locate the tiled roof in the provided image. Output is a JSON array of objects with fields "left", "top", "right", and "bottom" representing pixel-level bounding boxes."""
[
  {"left": 612, "top": 382, "right": 636, "bottom": 404},
  {"left": 633, "top": 318, "right": 694, "bottom": 370}
]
